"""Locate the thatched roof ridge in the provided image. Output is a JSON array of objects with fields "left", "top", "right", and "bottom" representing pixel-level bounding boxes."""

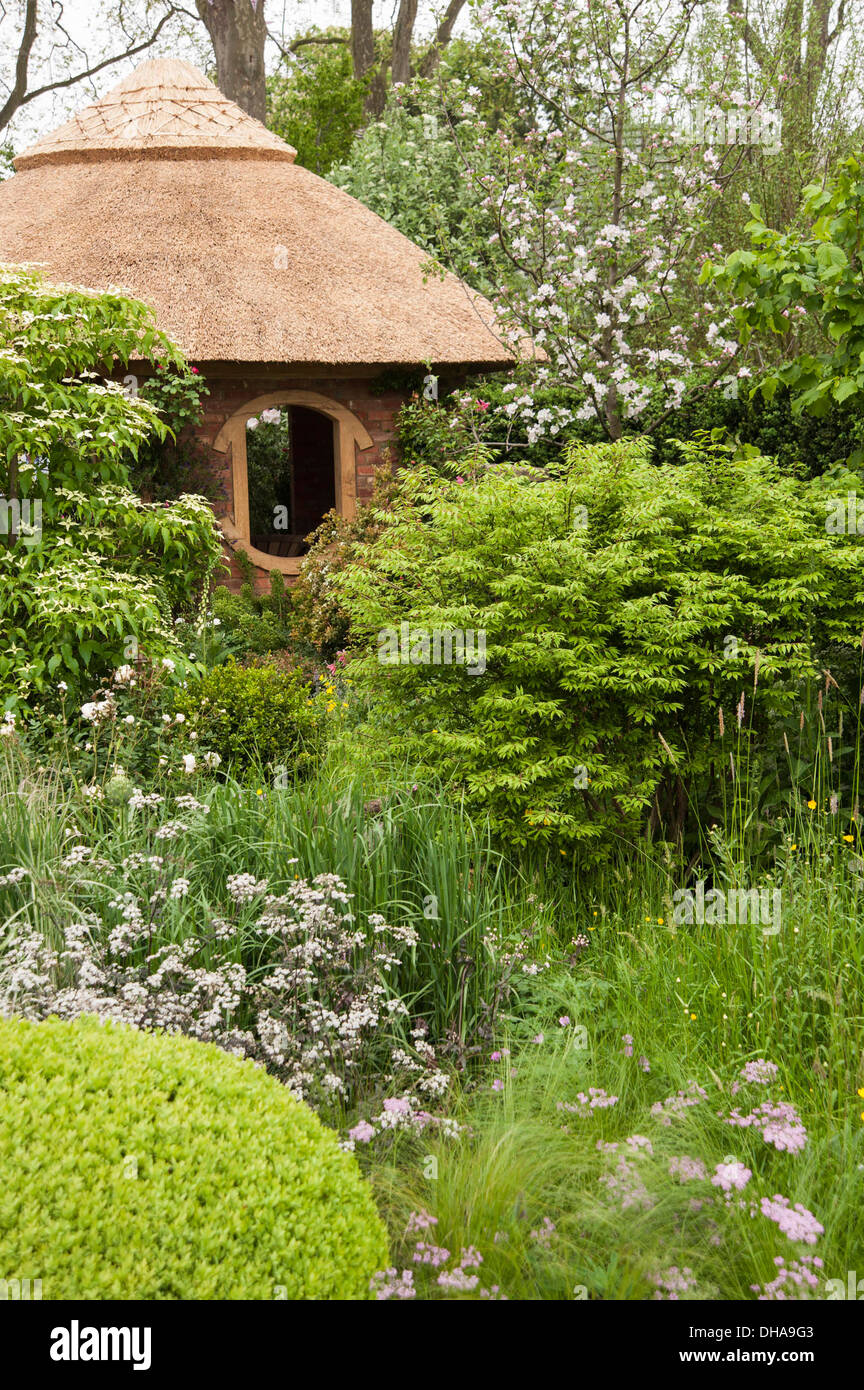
[
  {"left": 15, "top": 59, "right": 296, "bottom": 169},
  {"left": 0, "top": 59, "right": 517, "bottom": 370}
]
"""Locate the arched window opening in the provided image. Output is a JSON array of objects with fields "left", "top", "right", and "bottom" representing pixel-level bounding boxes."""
[
  {"left": 245, "top": 405, "right": 336, "bottom": 558},
  {"left": 213, "top": 388, "right": 372, "bottom": 578}
]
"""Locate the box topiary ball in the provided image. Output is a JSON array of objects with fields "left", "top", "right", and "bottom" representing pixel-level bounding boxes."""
[{"left": 0, "top": 1015, "right": 388, "bottom": 1299}]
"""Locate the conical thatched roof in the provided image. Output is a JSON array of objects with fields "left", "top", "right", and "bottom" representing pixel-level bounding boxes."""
[
  {"left": 14, "top": 59, "right": 297, "bottom": 167},
  {"left": 0, "top": 58, "right": 515, "bottom": 369}
]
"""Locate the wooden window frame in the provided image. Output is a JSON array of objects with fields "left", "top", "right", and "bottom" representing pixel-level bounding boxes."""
[{"left": 213, "top": 388, "right": 373, "bottom": 576}]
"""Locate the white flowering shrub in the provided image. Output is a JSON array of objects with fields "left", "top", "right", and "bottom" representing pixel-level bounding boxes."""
[
  {"left": 0, "top": 843, "right": 453, "bottom": 1133},
  {"left": 0, "top": 266, "right": 223, "bottom": 706}
]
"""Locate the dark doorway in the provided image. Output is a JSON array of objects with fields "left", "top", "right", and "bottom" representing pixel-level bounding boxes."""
[
  {"left": 290, "top": 407, "right": 336, "bottom": 541},
  {"left": 247, "top": 405, "right": 336, "bottom": 557}
]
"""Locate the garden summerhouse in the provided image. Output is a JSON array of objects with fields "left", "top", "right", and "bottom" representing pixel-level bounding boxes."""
[{"left": 0, "top": 57, "right": 514, "bottom": 584}]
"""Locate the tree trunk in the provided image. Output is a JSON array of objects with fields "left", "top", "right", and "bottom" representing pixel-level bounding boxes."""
[
  {"left": 350, "top": 0, "right": 375, "bottom": 78},
  {"left": 391, "top": 0, "right": 419, "bottom": 88},
  {"left": 349, "top": 0, "right": 466, "bottom": 118},
  {"left": 194, "top": 0, "right": 267, "bottom": 122}
]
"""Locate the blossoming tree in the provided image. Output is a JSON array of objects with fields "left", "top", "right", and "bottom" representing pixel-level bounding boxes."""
[{"left": 437, "top": 0, "right": 781, "bottom": 440}]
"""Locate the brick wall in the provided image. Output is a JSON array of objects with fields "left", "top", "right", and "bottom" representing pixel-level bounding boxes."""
[{"left": 188, "top": 368, "right": 405, "bottom": 591}]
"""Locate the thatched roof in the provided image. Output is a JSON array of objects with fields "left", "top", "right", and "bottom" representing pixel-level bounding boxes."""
[
  {"left": 15, "top": 59, "right": 297, "bottom": 168},
  {"left": 0, "top": 58, "right": 516, "bottom": 370}
]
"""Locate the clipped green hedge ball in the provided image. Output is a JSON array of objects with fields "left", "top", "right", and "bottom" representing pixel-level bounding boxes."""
[{"left": 0, "top": 1016, "right": 388, "bottom": 1299}]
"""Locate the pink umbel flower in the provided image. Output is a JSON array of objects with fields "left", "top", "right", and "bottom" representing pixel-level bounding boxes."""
[
  {"left": 669, "top": 1155, "right": 707, "bottom": 1182},
  {"left": 413, "top": 1242, "right": 451, "bottom": 1267},
  {"left": 751, "top": 1254, "right": 823, "bottom": 1300},
  {"left": 651, "top": 1266, "right": 697, "bottom": 1300},
  {"left": 599, "top": 1157, "right": 654, "bottom": 1211},
  {"left": 529, "top": 1217, "right": 556, "bottom": 1248},
  {"left": 405, "top": 1210, "right": 437, "bottom": 1235},
  {"left": 731, "top": 1059, "right": 780, "bottom": 1093},
  {"left": 760, "top": 1195, "right": 824, "bottom": 1245},
  {"left": 625, "top": 1134, "right": 653, "bottom": 1155},
  {"left": 370, "top": 1268, "right": 416, "bottom": 1300},
  {"left": 651, "top": 1081, "right": 708, "bottom": 1125},
  {"left": 558, "top": 1088, "right": 618, "bottom": 1116},
  {"left": 725, "top": 1100, "right": 807, "bottom": 1153},
  {"left": 711, "top": 1161, "right": 752, "bottom": 1193},
  {"left": 437, "top": 1268, "right": 480, "bottom": 1292},
  {"left": 741, "top": 1059, "right": 779, "bottom": 1085}
]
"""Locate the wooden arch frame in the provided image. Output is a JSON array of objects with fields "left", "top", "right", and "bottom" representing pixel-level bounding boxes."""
[{"left": 213, "top": 388, "right": 373, "bottom": 576}]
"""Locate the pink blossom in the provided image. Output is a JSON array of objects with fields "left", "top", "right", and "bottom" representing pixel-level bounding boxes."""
[
  {"left": 760, "top": 1195, "right": 824, "bottom": 1245},
  {"left": 382, "top": 1096, "right": 412, "bottom": 1115},
  {"left": 405, "top": 1210, "right": 437, "bottom": 1235},
  {"left": 711, "top": 1161, "right": 752, "bottom": 1193},
  {"left": 725, "top": 1101, "right": 807, "bottom": 1153},
  {"left": 669, "top": 1155, "right": 707, "bottom": 1182}
]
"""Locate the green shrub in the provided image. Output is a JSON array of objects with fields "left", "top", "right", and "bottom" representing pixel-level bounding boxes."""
[
  {"left": 0, "top": 266, "right": 224, "bottom": 706},
  {"left": 291, "top": 473, "right": 396, "bottom": 662},
  {"left": 0, "top": 1015, "right": 388, "bottom": 1299},
  {"left": 173, "top": 658, "right": 321, "bottom": 777},
  {"left": 267, "top": 27, "right": 367, "bottom": 176},
  {"left": 337, "top": 438, "right": 864, "bottom": 857},
  {"left": 127, "top": 363, "right": 219, "bottom": 504},
  {"left": 644, "top": 381, "right": 864, "bottom": 476},
  {"left": 398, "top": 372, "right": 864, "bottom": 481},
  {"left": 211, "top": 575, "right": 292, "bottom": 658}
]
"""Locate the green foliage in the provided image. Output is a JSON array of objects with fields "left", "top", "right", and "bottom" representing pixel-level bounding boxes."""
[
  {"left": 211, "top": 570, "right": 292, "bottom": 659},
  {"left": 396, "top": 379, "right": 600, "bottom": 474},
  {"left": 128, "top": 363, "right": 217, "bottom": 503},
  {"left": 395, "top": 394, "right": 470, "bottom": 469},
  {"left": 401, "top": 371, "right": 864, "bottom": 482},
  {"left": 292, "top": 474, "right": 396, "bottom": 662},
  {"left": 245, "top": 409, "right": 292, "bottom": 538},
  {"left": 331, "top": 91, "right": 486, "bottom": 282},
  {"left": 330, "top": 33, "right": 534, "bottom": 284},
  {"left": 0, "top": 1015, "right": 388, "bottom": 1299},
  {"left": 0, "top": 486, "right": 222, "bottom": 705},
  {"left": 645, "top": 382, "right": 864, "bottom": 476},
  {"left": 173, "top": 658, "right": 322, "bottom": 778},
  {"left": 0, "top": 266, "right": 223, "bottom": 705},
  {"left": 704, "top": 157, "right": 864, "bottom": 423},
  {"left": 0, "top": 264, "right": 175, "bottom": 510},
  {"left": 267, "top": 28, "right": 367, "bottom": 175},
  {"left": 336, "top": 438, "right": 864, "bottom": 856}
]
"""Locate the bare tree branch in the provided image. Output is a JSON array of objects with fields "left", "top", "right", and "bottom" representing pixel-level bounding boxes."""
[
  {"left": 0, "top": 0, "right": 38, "bottom": 132},
  {"left": 0, "top": 2, "right": 181, "bottom": 135},
  {"left": 417, "top": 0, "right": 467, "bottom": 78}
]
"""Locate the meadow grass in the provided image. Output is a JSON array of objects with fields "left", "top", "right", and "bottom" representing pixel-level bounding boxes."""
[{"left": 2, "top": 725, "right": 862, "bottom": 1299}]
